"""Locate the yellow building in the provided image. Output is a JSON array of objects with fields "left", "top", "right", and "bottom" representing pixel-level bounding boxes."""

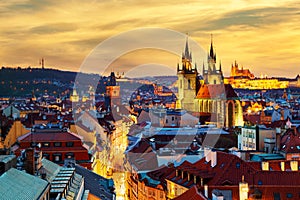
[
  {"left": 0, "top": 120, "right": 30, "bottom": 149},
  {"left": 70, "top": 88, "right": 79, "bottom": 102}
]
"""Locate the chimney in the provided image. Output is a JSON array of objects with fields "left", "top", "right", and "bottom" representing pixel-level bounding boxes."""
[
  {"left": 204, "top": 184, "right": 208, "bottom": 198},
  {"left": 292, "top": 125, "right": 297, "bottom": 136},
  {"left": 25, "top": 148, "right": 35, "bottom": 175},
  {"left": 205, "top": 148, "right": 211, "bottom": 163},
  {"left": 149, "top": 138, "right": 156, "bottom": 150},
  {"left": 193, "top": 139, "right": 197, "bottom": 147},
  {"left": 211, "top": 151, "right": 217, "bottom": 168},
  {"left": 276, "top": 132, "right": 281, "bottom": 152}
]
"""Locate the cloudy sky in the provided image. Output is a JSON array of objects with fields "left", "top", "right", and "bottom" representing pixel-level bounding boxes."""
[{"left": 1, "top": 0, "right": 300, "bottom": 77}]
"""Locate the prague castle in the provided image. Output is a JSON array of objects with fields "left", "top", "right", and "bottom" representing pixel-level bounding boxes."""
[
  {"left": 177, "top": 37, "right": 243, "bottom": 128},
  {"left": 224, "top": 61, "right": 290, "bottom": 89}
]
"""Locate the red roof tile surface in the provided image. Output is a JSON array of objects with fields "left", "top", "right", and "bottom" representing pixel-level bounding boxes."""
[
  {"left": 173, "top": 185, "right": 207, "bottom": 200},
  {"left": 196, "top": 84, "right": 238, "bottom": 99}
]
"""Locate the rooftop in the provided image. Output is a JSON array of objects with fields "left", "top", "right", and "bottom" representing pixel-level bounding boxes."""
[{"left": 0, "top": 168, "right": 49, "bottom": 200}]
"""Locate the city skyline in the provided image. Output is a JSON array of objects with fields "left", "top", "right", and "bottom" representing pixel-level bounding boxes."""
[{"left": 1, "top": 0, "right": 300, "bottom": 78}]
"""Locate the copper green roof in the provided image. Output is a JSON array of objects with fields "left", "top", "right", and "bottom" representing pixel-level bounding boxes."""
[{"left": 0, "top": 168, "right": 49, "bottom": 200}]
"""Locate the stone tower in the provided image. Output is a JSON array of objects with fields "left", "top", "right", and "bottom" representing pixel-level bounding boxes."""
[
  {"left": 203, "top": 35, "right": 223, "bottom": 84},
  {"left": 177, "top": 36, "right": 198, "bottom": 111}
]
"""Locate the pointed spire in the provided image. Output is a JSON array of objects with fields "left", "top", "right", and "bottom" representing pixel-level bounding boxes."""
[
  {"left": 210, "top": 34, "right": 214, "bottom": 59},
  {"left": 184, "top": 34, "right": 190, "bottom": 60},
  {"left": 219, "top": 60, "right": 222, "bottom": 72},
  {"left": 209, "top": 34, "right": 216, "bottom": 62}
]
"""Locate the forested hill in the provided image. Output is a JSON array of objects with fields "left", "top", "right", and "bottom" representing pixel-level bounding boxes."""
[
  {"left": 0, "top": 67, "right": 100, "bottom": 97},
  {"left": 0, "top": 67, "right": 78, "bottom": 82}
]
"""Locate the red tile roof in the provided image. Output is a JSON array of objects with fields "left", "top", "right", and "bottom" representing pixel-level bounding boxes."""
[
  {"left": 126, "top": 138, "right": 159, "bottom": 171},
  {"left": 173, "top": 185, "right": 207, "bottom": 200},
  {"left": 20, "top": 130, "right": 82, "bottom": 142},
  {"left": 280, "top": 126, "right": 300, "bottom": 153},
  {"left": 167, "top": 151, "right": 300, "bottom": 189},
  {"left": 196, "top": 84, "right": 238, "bottom": 99}
]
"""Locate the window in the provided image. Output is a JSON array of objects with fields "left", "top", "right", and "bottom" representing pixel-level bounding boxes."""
[
  {"left": 30, "top": 142, "right": 37, "bottom": 147},
  {"left": 160, "top": 191, "right": 163, "bottom": 198},
  {"left": 273, "top": 193, "right": 280, "bottom": 200},
  {"left": 236, "top": 162, "right": 240, "bottom": 169},
  {"left": 54, "top": 142, "right": 61, "bottom": 147},
  {"left": 258, "top": 180, "right": 262, "bottom": 185},
  {"left": 53, "top": 154, "right": 62, "bottom": 162},
  {"left": 66, "top": 142, "right": 74, "bottom": 147},
  {"left": 65, "top": 152, "right": 74, "bottom": 159},
  {"left": 42, "top": 142, "right": 50, "bottom": 147},
  {"left": 286, "top": 193, "right": 293, "bottom": 198},
  {"left": 42, "top": 153, "right": 50, "bottom": 159}
]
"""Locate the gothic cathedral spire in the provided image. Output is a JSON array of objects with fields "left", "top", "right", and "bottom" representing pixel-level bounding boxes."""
[{"left": 203, "top": 34, "right": 224, "bottom": 84}]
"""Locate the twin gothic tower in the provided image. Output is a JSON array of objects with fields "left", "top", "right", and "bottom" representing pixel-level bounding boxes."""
[{"left": 177, "top": 36, "right": 243, "bottom": 128}]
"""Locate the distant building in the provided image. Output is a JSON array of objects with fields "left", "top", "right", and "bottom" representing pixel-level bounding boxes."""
[
  {"left": 237, "top": 125, "right": 276, "bottom": 152},
  {"left": 14, "top": 124, "right": 92, "bottom": 169},
  {"left": 230, "top": 61, "right": 255, "bottom": 79},
  {"left": 70, "top": 88, "right": 79, "bottom": 102},
  {"left": 224, "top": 61, "right": 289, "bottom": 90}
]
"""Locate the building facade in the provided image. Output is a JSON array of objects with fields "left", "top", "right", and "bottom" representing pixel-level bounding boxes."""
[
  {"left": 177, "top": 37, "right": 243, "bottom": 128},
  {"left": 14, "top": 124, "right": 92, "bottom": 169}
]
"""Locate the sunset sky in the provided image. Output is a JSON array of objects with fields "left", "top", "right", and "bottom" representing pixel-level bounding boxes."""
[{"left": 1, "top": 0, "right": 300, "bottom": 78}]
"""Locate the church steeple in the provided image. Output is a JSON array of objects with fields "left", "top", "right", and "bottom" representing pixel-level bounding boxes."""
[
  {"left": 204, "top": 34, "right": 223, "bottom": 84},
  {"left": 209, "top": 34, "right": 216, "bottom": 63},
  {"left": 177, "top": 34, "right": 198, "bottom": 111},
  {"left": 183, "top": 35, "right": 192, "bottom": 62},
  {"left": 178, "top": 34, "right": 197, "bottom": 74}
]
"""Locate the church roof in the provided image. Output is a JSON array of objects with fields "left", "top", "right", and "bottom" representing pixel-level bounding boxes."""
[{"left": 196, "top": 84, "right": 238, "bottom": 99}]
